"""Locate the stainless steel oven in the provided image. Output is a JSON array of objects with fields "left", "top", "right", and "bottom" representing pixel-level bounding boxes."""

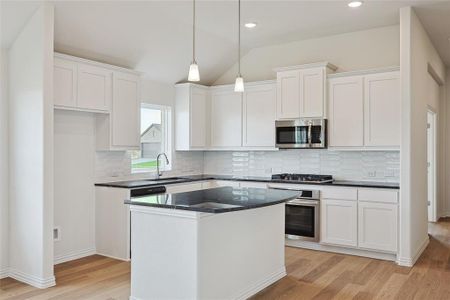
[
  {"left": 269, "top": 186, "right": 320, "bottom": 242},
  {"left": 275, "top": 118, "right": 327, "bottom": 149}
]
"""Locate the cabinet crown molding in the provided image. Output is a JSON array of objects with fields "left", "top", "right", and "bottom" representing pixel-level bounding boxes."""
[
  {"left": 273, "top": 62, "right": 338, "bottom": 73},
  {"left": 54, "top": 52, "right": 141, "bottom": 76},
  {"left": 327, "top": 66, "right": 400, "bottom": 79}
]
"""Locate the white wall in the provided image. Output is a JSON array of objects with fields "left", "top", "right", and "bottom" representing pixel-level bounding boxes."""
[
  {"left": 399, "top": 7, "right": 446, "bottom": 267},
  {"left": 54, "top": 110, "right": 96, "bottom": 263},
  {"left": 0, "top": 49, "right": 9, "bottom": 278},
  {"left": 8, "top": 4, "right": 55, "bottom": 287},
  {"left": 215, "top": 25, "right": 400, "bottom": 84}
]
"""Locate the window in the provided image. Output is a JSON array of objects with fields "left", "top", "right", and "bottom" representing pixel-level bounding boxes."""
[{"left": 131, "top": 104, "right": 172, "bottom": 173}]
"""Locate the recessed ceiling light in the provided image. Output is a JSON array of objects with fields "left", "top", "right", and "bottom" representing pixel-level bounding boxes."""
[
  {"left": 348, "top": 1, "right": 363, "bottom": 8},
  {"left": 244, "top": 22, "right": 257, "bottom": 29}
]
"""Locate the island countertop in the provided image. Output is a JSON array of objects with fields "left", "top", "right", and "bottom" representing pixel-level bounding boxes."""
[{"left": 124, "top": 186, "right": 299, "bottom": 213}]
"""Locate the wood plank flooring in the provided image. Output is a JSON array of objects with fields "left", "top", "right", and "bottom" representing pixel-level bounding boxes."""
[{"left": 1, "top": 218, "right": 449, "bottom": 300}]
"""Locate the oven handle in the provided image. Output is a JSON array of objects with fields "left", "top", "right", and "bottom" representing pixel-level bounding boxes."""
[
  {"left": 267, "top": 185, "right": 304, "bottom": 191},
  {"left": 287, "top": 199, "right": 320, "bottom": 206}
]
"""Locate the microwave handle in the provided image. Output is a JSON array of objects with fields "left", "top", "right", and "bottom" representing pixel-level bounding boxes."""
[{"left": 308, "top": 123, "right": 312, "bottom": 147}]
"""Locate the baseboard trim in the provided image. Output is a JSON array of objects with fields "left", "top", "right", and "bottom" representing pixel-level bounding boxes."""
[
  {"left": 8, "top": 268, "right": 56, "bottom": 289},
  {"left": 0, "top": 267, "right": 9, "bottom": 279},
  {"left": 95, "top": 252, "right": 130, "bottom": 262},
  {"left": 286, "top": 240, "right": 397, "bottom": 262},
  {"left": 54, "top": 247, "right": 96, "bottom": 265},
  {"left": 235, "top": 267, "right": 286, "bottom": 300},
  {"left": 396, "top": 236, "right": 429, "bottom": 267}
]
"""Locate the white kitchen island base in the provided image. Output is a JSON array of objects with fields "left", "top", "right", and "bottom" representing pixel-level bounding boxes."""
[{"left": 129, "top": 203, "right": 286, "bottom": 300}]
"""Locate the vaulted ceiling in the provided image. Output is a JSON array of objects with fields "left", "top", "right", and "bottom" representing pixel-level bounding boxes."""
[{"left": 2, "top": 1, "right": 449, "bottom": 85}]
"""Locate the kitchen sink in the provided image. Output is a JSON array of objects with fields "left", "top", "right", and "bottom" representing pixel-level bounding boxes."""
[{"left": 144, "top": 177, "right": 188, "bottom": 184}]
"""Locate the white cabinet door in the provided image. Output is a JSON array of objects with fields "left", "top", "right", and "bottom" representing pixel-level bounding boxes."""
[
  {"left": 112, "top": 72, "right": 140, "bottom": 148},
  {"left": 358, "top": 201, "right": 398, "bottom": 252},
  {"left": 243, "top": 84, "right": 276, "bottom": 147},
  {"left": 277, "top": 70, "right": 300, "bottom": 119},
  {"left": 77, "top": 63, "right": 112, "bottom": 111},
  {"left": 300, "top": 68, "right": 325, "bottom": 118},
  {"left": 54, "top": 58, "right": 77, "bottom": 108},
  {"left": 328, "top": 76, "right": 364, "bottom": 147},
  {"left": 190, "top": 87, "right": 208, "bottom": 148},
  {"left": 321, "top": 199, "right": 358, "bottom": 247},
  {"left": 364, "top": 72, "right": 400, "bottom": 147},
  {"left": 210, "top": 90, "right": 242, "bottom": 148}
]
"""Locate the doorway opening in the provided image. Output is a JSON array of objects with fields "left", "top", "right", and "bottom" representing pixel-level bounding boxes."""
[{"left": 427, "top": 109, "right": 437, "bottom": 222}]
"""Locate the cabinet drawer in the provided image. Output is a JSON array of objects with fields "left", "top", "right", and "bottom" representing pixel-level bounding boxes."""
[
  {"left": 322, "top": 187, "right": 357, "bottom": 201},
  {"left": 358, "top": 189, "right": 398, "bottom": 204}
]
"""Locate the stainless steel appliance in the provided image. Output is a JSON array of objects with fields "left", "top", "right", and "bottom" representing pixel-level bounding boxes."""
[
  {"left": 269, "top": 186, "right": 320, "bottom": 242},
  {"left": 275, "top": 118, "right": 327, "bottom": 149}
]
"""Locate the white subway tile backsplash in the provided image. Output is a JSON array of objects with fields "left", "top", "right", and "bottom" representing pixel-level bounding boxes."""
[
  {"left": 203, "top": 150, "right": 400, "bottom": 182},
  {"left": 95, "top": 148, "right": 399, "bottom": 183}
]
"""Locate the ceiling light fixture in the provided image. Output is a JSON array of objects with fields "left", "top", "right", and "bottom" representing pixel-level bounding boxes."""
[
  {"left": 235, "top": 0, "right": 244, "bottom": 93},
  {"left": 244, "top": 22, "right": 257, "bottom": 29},
  {"left": 348, "top": 1, "right": 363, "bottom": 8},
  {"left": 188, "top": 0, "right": 200, "bottom": 82}
]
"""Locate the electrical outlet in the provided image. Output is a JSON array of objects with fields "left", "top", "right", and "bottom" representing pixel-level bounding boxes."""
[
  {"left": 367, "top": 171, "right": 377, "bottom": 178},
  {"left": 53, "top": 227, "right": 61, "bottom": 241}
]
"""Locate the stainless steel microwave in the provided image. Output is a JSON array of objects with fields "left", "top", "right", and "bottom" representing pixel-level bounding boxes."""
[{"left": 275, "top": 118, "right": 327, "bottom": 149}]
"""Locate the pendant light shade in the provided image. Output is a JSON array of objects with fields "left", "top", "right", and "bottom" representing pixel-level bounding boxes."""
[
  {"left": 188, "top": 61, "right": 200, "bottom": 82},
  {"left": 188, "top": 0, "right": 200, "bottom": 82},
  {"left": 234, "top": 0, "right": 244, "bottom": 92},
  {"left": 234, "top": 76, "right": 244, "bottom": 92}
]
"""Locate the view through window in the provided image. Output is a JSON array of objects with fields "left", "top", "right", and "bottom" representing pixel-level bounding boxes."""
[{"left": 131, "top": 104, "right": 171, "bottom": 172}]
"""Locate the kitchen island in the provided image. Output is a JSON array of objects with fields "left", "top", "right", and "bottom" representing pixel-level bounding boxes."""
[{"left": 125, "top": 186, "right": 299, "bottom": 300}]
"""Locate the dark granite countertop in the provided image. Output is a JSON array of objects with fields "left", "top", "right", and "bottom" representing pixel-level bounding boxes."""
[
  {"left": 96, "top": 174, "right": 400, "bottom": 190},
  {"left": 124, "top": 186, "right": 299, "bottom": 213}
]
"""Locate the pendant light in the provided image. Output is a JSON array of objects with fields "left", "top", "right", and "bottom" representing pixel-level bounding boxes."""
[
  {"left": 188, "top": 0, "right": 200, "bottom": 82},
  {"left": 234, "top": 0, "right": 244, "bottom": 92}
]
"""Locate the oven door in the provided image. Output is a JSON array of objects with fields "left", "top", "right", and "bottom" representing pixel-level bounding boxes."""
[{"left": 285, "top": 199, "right": 320, "bottom": 242}]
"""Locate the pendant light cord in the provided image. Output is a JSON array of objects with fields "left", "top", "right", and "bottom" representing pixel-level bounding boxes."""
[
  {"left": 238, "top": 0, "right": 241, "bottom": 76},
  {"left": 193, "top": 0, "right": 196, "bottom": 63}
]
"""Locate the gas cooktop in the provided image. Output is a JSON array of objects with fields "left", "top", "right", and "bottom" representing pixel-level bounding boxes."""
[{"left": 271, "top": 173, "right": 333, "bottom": 183}]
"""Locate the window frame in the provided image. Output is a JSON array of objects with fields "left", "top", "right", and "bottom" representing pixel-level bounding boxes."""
[{"left": 131, "top": 103, "right": 172, "bottom": 174}]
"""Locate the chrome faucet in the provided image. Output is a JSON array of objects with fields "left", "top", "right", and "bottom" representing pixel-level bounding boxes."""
[{"left": 156, "top": 153, "right": 169, "bottom": 179}]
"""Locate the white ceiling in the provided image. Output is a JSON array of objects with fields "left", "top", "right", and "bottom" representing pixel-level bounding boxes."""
[{"left": 1, "top": 1, "right": 449, "bottom": 85}]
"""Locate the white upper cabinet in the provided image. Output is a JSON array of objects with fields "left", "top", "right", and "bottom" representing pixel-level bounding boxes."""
[
  {"left": 275, "top": 62, "right": 336, "bottom": 119},
  {"left": 175, "top": 84, "right": 209, "bottom": 150},
  {"left": 328, "top": 68, "right": 400, "bottom": 149},
  {"left": 364, "top": 72, "right": 400, "bottom": 147},
  {"left": 54, "top": 57, "right": 77, "bottom": 108},
  {"left": 111, "top": 72, "right": 140, "bottom": 148},
  {"left": 276, "top": 70, "right": 300, "bottom": 119},
  {"left": 328, "top": 76, "right": 364, "bottom": 147},
  {"left": 299, "top": 68, "right": 325, "bottom": 118},
  {"left": 77, "top": 63, "right": 112, "bottom": 112},
  {"left": 210, "top": 89, "right": 243, "bottom": 148},
  {"left": 243, "top": 83, "right": 277, "bottom": 148},
  {"left": 52, "top": 53, "right": 141, "bottom": 151}
]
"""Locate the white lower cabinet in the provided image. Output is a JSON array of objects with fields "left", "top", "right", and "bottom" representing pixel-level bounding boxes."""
[
  {"left": 358, "top": 201, "right": 398, "bottom": 252},
  {"left": 321, "top": 199, "right": 358, "bottom": 247}
]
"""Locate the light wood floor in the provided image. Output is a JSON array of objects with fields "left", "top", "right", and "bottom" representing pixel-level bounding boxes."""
[{"left": 1, "top": 218, "right": 449, "bottom": 300}]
